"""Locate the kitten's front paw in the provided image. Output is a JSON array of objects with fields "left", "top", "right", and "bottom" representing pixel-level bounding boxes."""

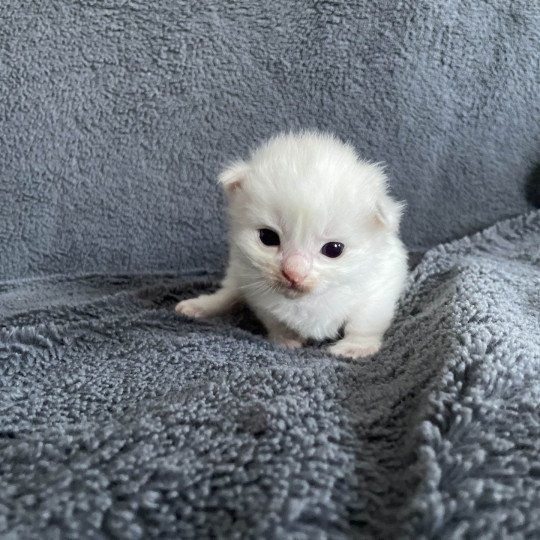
[
  {"left": 175, "top": 297, "right": 208, "bottom": 319},
  {"left": 328, "top": 337, "right": 381, "bottom": 359},
  {"left": 268, "top": 330, "right": 304, "bottom": 350},
  {"left": 270, "top": 336, "right": 304, "bottom": 349}
]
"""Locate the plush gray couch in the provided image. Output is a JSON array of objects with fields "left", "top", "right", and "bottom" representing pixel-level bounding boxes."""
[{"left": 1, "top": 1, "right": 539, "bottom": 538}]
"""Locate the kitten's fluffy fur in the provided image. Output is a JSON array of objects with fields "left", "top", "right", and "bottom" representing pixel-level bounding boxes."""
[{"left": 176, "top": 131, "right": 408, "bottom": 358}]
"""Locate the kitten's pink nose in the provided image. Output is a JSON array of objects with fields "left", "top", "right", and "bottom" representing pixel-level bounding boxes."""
[{"left": 281, "top": 253, "right": 310, "bottom": 287}]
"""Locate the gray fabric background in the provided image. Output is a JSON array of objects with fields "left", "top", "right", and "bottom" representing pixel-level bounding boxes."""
[
  {"left": 1, "top": 211, "right": 538, "bottom": 538},
  {"left": 1, "top": 0, "right": 539, "bottom": 279}
]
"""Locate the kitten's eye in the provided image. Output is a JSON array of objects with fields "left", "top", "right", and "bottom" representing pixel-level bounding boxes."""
[
  {"left": 259, "top": 228, "right": 280, "bottom": 247},
  {"left": 321, "top": 242, "right": 344, "bottom": 258}
]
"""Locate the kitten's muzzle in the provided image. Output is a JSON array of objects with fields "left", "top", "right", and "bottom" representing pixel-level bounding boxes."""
[{"left": 281, "top": 252, "right": 311, "bottom": 289}]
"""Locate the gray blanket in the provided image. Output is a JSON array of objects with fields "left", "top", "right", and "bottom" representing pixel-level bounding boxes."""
[
  {"left": 1, "top": 0, "right": 539, "bottom": 280},
  {"left": 2, "top": 210, "right": 539, "bottom": 538}
]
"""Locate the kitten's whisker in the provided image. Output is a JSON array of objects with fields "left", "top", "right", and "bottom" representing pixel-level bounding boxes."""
[{"left": 238, "top": 279, "right": 273, "bottom": 296}]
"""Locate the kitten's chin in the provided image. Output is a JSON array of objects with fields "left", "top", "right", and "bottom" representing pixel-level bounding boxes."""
[
  {"left": 272, "top": 280, "right": 314, "bottom": 299},
  {"left": 282, "top": 287, "right": 305, "bottom": 299}
]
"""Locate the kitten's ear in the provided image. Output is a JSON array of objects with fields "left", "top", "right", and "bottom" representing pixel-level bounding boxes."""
[
  {"left": 374, "top": 195, "right": 405, "bottom": 232},
  {"left": 218, "top": 160, "right": 250, "bottom": 195}
]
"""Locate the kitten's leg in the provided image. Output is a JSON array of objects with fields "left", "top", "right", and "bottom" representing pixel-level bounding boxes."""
[
  {"left": 175, "top": 285, "right": 240, "bottom": 319},
  {"left": 328, "top": 298, "right": 397, "bottom": 359},
  {"left": 255, "top": 310, "right": 304, "bottom": 349}
]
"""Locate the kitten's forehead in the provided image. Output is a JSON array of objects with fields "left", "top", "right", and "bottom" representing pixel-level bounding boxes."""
[
  {"left": 280, "top": 199, "right": 326, "bottom": 238},
  {"left": 263, "top": 191, "right": 358, "bottom": 244},
  {"left": 243, "top": 177, "right": 363, "bottom": 240}
]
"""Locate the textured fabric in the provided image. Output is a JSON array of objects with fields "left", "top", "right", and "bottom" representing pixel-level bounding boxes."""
[
  {"left": 1, "top": 210, "right": 539, "bottom": 538},
  {"left": 1, "top": 0, "right": 539, "bottom": 279}
]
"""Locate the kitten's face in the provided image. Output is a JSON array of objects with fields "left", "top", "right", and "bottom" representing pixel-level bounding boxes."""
[
  {"left": 228, "top": 174, "right": 375, "bottom": 300},
  {"left": 232, "top": 214, "right": 361, "bottom": 299},
  {"left": 220, "top": 132, "right": 402, "bottom": 300}
]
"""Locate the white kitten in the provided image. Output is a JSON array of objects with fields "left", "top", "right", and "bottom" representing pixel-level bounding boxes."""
[{"left": 176, "top": 131, "right": 408, "bottom": 359}]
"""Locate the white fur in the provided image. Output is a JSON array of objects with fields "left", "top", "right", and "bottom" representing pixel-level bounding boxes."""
[{"left": 176, "top": 131, "right": 408, "bottom": 359}]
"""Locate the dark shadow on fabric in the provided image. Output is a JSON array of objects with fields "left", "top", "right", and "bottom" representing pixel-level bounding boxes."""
[
  {"left": 333, "top": 275, "right": 461, "bottom": 538},
  {"left": 525, "top": 163, "right": 540, "bottom": 208}
]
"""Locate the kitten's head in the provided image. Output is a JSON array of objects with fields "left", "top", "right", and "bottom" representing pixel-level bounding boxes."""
[{"left": 219, "top": 131, "right": 404, "bottom": 299}]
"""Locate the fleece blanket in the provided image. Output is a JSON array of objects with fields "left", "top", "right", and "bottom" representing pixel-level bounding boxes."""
[
  {"left": 1, "top": 0, "right": 539, "bottom": 280},
  {"left": 1, "top": 211, "right": 539, "bottom": 538}
]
